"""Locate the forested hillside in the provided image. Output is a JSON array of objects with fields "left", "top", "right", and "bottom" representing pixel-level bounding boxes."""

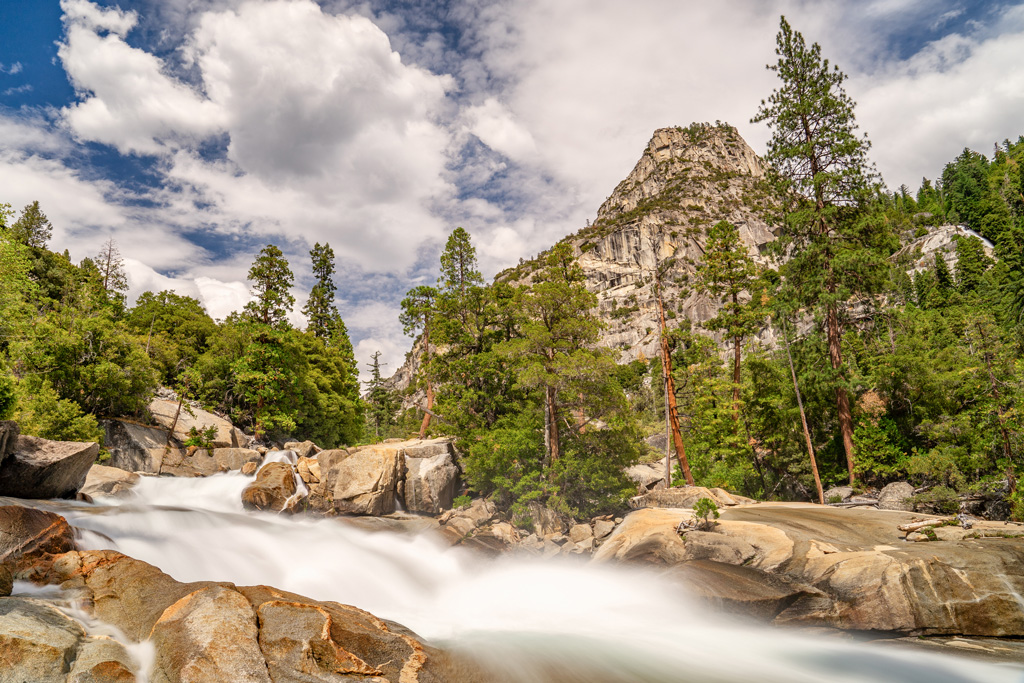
[{"left": 2, "top": 18, "right": 1023, "bottom": 522}]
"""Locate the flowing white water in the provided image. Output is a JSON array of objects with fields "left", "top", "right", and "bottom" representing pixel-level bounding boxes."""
[{"left": 56, "top": 464, "right": 1024, "bottom": 683}]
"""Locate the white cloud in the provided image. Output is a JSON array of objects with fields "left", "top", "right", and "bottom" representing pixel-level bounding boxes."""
[{"left": 194, "top": 276, "right": 252, "bottom": 321}]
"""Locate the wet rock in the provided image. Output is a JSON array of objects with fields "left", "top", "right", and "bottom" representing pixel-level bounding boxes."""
[
  {"left": 0, "top": 505, "right": 76, "bottom": 575},
  {"left": 296, "top": 456, "right": 321, "bottom": 485},
  {"left": 80, "top": 465, "right": 139, "bottom": 500},
  {"left": 404, "top": 447, "right": 459, "bottom": 514},
  {"left": 241, "top": 461, "right": 259, "bottom": 476},
  {"left": 878, "top": 482, "right": 915, "bottom": 511},
  {"left": 67, "top": 636, "right": 137, "bottom": 683},
  {"left": 331, "top": 445, "right": 401, "bottom": 516},
  {"left": 0, "top": 435, "right": 98, "bottom": 499},
  {"left": 670, "top": 561, "right": 820, "bottom": 621},
  {"left": 242, "top": 462, "right": 297, "bottom": 513},
  {"left": 438, "top": 499, "right": 496, "bottom": 545},
  {"left": 0, "top": 598, "right": 86, "bottom": 683},
  {"left": 283, "top": 440, "right": 319, "bottom": 459},
  {"left": 150, "top": 585, "right": 270, "bottom": 683}
]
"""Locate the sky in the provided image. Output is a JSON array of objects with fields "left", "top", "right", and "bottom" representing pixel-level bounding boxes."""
[{"left": 1, "top": 0, "right": 1022, "bottom": 381}]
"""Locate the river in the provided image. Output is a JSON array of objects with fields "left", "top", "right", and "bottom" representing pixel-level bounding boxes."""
[{"left": 34, "top": 458, "right": 1024, "bottom": 683}]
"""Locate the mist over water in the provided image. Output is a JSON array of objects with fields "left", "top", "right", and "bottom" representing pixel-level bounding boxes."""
[{"left": 57, "top": 463, "right": 1024, "bottom": 683}]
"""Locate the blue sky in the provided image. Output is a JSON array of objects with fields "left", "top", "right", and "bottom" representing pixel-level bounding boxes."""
[{"left": 1, "top": 0, "right": 1023, "bottom": 379}]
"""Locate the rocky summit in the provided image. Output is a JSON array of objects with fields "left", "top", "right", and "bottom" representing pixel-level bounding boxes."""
[{"left": 500, "top": 122, "right": 776, "bottom": 363}]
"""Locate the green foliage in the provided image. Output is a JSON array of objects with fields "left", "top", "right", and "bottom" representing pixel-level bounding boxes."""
[
  {"left": 243, "top": 245, "right": 295, "bottom": 328},
  {"left": 452, "top": 495, "right": 471, "bottom": 509},
  {"left": 125, "top": 290, "right": 217, "bottom": 384},
  {"left": 9, "top": 201, "right": 52, "bottom": 249},
  {"left": 693, "top": 497, "right": 720, "bottom": 529},
  {"left": 0, "top": 368, "right": 16, "bottom": 420},
  {"left": 183, "top": 424, "right": 218, "bottom": 449},
  {"left": 363, "top": 350, "right": 397, "bottom": 440},
  {"left": 13, "top": 379, "right": 102, "bottom": 443}
]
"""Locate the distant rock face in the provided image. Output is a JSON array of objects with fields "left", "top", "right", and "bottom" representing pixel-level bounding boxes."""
[
  {"left": 892, "top": 224, "right": 994, "bottom": 275},
  {"left": 499, "top": 123, "right": 777, "bottom": 363}
]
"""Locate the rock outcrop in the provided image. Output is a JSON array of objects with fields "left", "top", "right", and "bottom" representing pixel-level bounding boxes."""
[
  {"left": 147, "top": 398, "right": 247, "bottom": 449},
  {"left": 0, "top": 436, "right": 98, "bottom": 500},
  {"left": 596, "top": 503, "right": 1024, "bottom": 637},
  {"left": 0, "top": 505, "right": 76, "bottom": 576},
  {"left": 892, "top": 224, "right": 994, "bottom": 275},
  {"left": 242, "top": 462, "right": 298, "bottom": 513},
  {"left": 403, "top": 439, "right": 459, "bottom": 514},
  {"left": 79, "top": 465, "right": 140, "bottom": 500},
  {"left": 36, "top": 549, "right": 484, "bottom": 683}
]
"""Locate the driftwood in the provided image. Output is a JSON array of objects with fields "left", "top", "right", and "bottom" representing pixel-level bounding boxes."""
[
  {"left": 830, "top": 501, "right": 879, "bottom": 508},
  {"left": 897, "top": 518, "right": 951, "bottom": 533}
]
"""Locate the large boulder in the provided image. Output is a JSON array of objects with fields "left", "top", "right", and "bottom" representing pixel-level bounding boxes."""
[
  {"left": 160, "top": 447, "right": 262, "bottom": 478},
  {"left": 43, "top": 549, "right": 485, "bottom": 682},
  {"left": 331, "top": 445, "right": 402, "bottom": 516},
  {"left": 80, "top": 465, "right": 139, "bottom": 499},
  {"left": 625, "top": 462, "right": 666, "bottom": 491},
  {"left": 404, "top": 447, "right": 459, "bottom": 514},
  {"left": 0, "top": 435, "right": 98, "bottom": 499},
  {"left": 241, "top": 462, "right": 297, "bottom": 513},
  {"left": 878, "top": 481, "right": 915, "bottom": 511},
  {"left": 283, "top": 440, "right": 319, "bottom": 459},
  {"left": 101, "top": 419, "right": 170, "bottom": 474},
  {"left": 0, "top": 506, "right": 76, "bottom": 576},
  {"left": 0, "top": 598, "right": 88, "bottom": 683},
  {"left": 148, "top": 398, "right": 245, "bottom": 449},
  {"left": 599, "top": 503, "right": 1024, "bottom": 637}
]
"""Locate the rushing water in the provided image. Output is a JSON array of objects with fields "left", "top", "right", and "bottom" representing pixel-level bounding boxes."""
[{"left": 47, "top": 457, "right": 1024, "bottom": 683}]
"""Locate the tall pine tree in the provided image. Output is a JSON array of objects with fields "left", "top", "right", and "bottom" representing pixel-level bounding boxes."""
[{"left": 753, "top": 16, "right": 891, "bottom": 484}]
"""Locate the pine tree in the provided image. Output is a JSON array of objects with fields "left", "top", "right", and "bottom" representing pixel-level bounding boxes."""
[
  {"left": 303, "top": 242, "right": 337, "bottom": 340},
  {"left": 400, "top": 285, "right": 438, "bottom": 438},
  {"left": 364, "top": 351, "right": 396, "bottom": 440},
  {"left": 933, "top": 252, "right": 954, "bottom": 293},
  {"left": 753, "top": 16, "right": 891, "bottom": 484},
  {"left": 695, "top": 220, "right": 762, "bottom": 422},
  {"left": 10, "top": 201, "right": 52, "bottom": 249},
  {"left": 954, "top": 235, "right": 993, "bottom": 293},
  {"left": 95, "top": 238, "right": 129, "bottom": 309},
  {"left": 244, "top": 245, "right": 295, "bottom": 328},
  {"left": 438, "top": 227, "right": 483, "bottom": 297}
]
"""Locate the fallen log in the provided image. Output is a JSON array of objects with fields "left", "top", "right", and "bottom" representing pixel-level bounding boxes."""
[{"left": 897, "top": 518, "right": 950, "bottom": 533}]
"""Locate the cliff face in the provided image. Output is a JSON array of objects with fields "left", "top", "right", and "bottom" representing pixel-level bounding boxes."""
[{"left": 502, "top": 123, "right": 777, "bottom": 362}]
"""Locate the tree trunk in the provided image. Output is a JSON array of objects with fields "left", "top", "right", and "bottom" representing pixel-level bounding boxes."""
[
  {"left": 655, "top": 277, "right": 694, "bottom": 486},
  {"left": 547, "top": 385, "right": 560, "bottom": 464},
  {"left": 732, "top": 334, "right": 742, "bottom": 422},
  {"left": 782, "top": 319, "right": 823, "bottom": 504},
  {"left": 418, "top": 326, "right": 432, "bottom": 439},
  {"left": 826, "top": 302, "right": 856, "bottom": 484}
]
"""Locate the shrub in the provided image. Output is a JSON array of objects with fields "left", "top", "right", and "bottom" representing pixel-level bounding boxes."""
[
  {"left": 693, "top": 497, "right": 720, "bottom": 529},
  {"left": 452, "top": 495, "right": 472, "bottom": 510}
]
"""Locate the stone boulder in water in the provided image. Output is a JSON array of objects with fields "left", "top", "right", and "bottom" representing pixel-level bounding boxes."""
[
  {"left": 80, "top": 464, "right": 140, "bottom": 499},
  {"left": 0, "top": 598, "right": 139, "bottom": 683},
  {"left": 242, "top": 462, "right": 297, "bottom": 512},
  {"left": 0, "top": 435, "right": 98, "bottom": 500},
  {"left": 329, "top": 445, "right": 402, "bottom": 516},
  {"left": 38, "top": 549, "right": 485, "bottom": 683},
  {"left": 0, "top": 505, "right": 77, "bottom": 577},
  {"left": 403, "top": 440, "right": 459, "bottom": 514}
]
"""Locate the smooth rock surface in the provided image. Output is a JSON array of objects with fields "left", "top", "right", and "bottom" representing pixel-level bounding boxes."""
[
  {"left": 241, "top": 462, "right": 297, "bottom": 513},
  {"left": 404, "top": 448, "right": 459, "bottom": 514},
  {"left": 331, "top": 446, "right": 401, "bottom": 516},
  {"left": 630, "top": 486, "right": 755, "bottom": 510},
  {"left": 878, "top": 481, "right": 916, "bottom": 511},
  {"left": 283, "top": 440, "right": 319, "bottom": 459},
  {"left": 101, "top": 420, "right": 169, "bottom": 474},
  {"left": 0, "top": 435, "right": 98, "bottom": 499},
  {"left": 0, "top": 505, "right": 76, "bottom": 575},
  {"left": 148, "top": 399, "right": 241, "bottom": 449},
  {"left": 0, "top": 598, "right": 86, "bottom": 683},
  {"left": 80, "top": 465, "right": 139, "bottom": 499}
]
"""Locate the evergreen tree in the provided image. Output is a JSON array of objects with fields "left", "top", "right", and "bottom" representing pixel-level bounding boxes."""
[
  {"left": 438, "top": 227, "right": 483, "bottom": 297},
  {"left": 954, "top": 235, "right": 993, "bottom": 293},
  {"left": 244, "top": 245, "right": 295, "bottom": 328},
  {"left": 10, "top": 201, "right": 52, "bottom": 248},
  {"left": 695, "top": 220, "right": 762, "bottom": 421},
  {"left": 753, "top": 16, "right": 891, "bottom": 484},
  {"left": 303, "top": 242, "right": 338, "bottom": 340},
  {"left": 400, "top": 285, "right": 438, "bottom": 437},
  {"left": 364, "top": 351, "right": 396, "bottom": 440},
  {"left": 933, "top": 253, "right": 954, "bottom": 293}
]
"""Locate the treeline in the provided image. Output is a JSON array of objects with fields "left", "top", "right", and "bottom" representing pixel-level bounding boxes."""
[
  {"left": 375, "top": 18, "right": 1024, "bottom": 521},
  {"left": 0, "top": 203, "right": 363, "bottom": 449}
]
